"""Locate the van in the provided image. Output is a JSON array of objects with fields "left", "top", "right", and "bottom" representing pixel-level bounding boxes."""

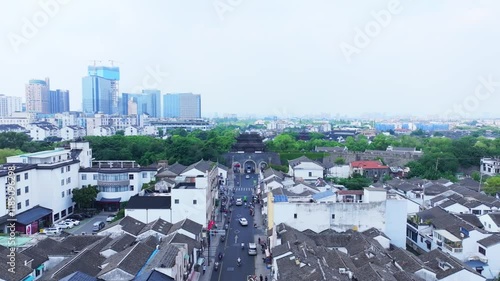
[
  {"left": 248, "top": 243, "right": 257, "bottom": 256},
  {"left": 43, "top": 227, "right": 61, "bottom": 235},
  {"left": 92, "top": 221, "right": 105, "bottom": 232}
]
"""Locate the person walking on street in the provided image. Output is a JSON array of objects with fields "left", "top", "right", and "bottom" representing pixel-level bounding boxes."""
[
  {"left": 258, "top": 237, "right": 261, "bottom": 244},
  {"left": 203, "top": 264, "right": 206, "bottom": 274},
  {"left": 265, "top": 276, "right": 268, "bottom": 281},
  {"left": 260, "top": 274, "right": 263, "bottom": 281}
]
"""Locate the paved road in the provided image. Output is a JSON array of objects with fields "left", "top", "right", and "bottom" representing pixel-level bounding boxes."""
[
  {"left": 64, "top": 213, "right": 111, "bottom": 235},
  {"left": 211, "top": 173, "right": 258, "bottom": 281}
]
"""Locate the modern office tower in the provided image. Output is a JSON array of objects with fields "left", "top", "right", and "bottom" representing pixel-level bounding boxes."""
[
  {"left": 82, "top": 65, "right": 120, "bottom": 114},
  {"left": 120, "top": 89, "right": 161, "bottom": 117},
  {"left": 49, "top": 89, "right": 70, "bottom": 113},
  {"left": 163, "top": 93, "right": 201, "bottom": 119},
  {"left": 0, "top": 95, "right": 22, "bottom": 117},
  {"left": 26, "top": 78, "right": 50, "bottom": 114}
]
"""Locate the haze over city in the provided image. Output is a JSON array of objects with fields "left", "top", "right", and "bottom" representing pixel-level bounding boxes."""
[{"left": 1, "top": 0, "right": 500, "bottom": 118}]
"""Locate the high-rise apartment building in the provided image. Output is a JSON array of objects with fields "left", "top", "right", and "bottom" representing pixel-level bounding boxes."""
[
  {"left": 26, "top": 78, "right": 50, "bottom": 114},
  {"left": 163, "top": 93, "right": 201, "bottom": 119},
  {"left": 49, "top": 89, "right": 70, "bottom": 113},
  {"left": 0, "top": 95, "right": 22, "bottom": 117},
  {"left": 82, "top": 66, "right": 120, "bottom": 114},
  {"left": 120, "top": 89, "right": 161, "bottom": 117}
]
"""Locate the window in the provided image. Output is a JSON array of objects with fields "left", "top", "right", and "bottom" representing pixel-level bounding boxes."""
[
  {"left": 67, "top": 166, "right": 70, "bottom": 172},
  {"left": 17, "top": 188, "right": 21, "bottom": 196},
  {"left": 66, "top": 177, "right": 71, "bottom": 184},
  {"left": 54, "top": 213, "right": 60, "bottom": 221},
  {"left": 472, "top": 210, "right": 481, "bottom": 215},
  {"left": 129, "top": 174, "right": 134, "bottom": 180},
  {"left": 25, "top": 186, "right": 29, "bottom": 193},
  {"left": 82, "top": 174, "right": 87, "bottom": 180},
  {"left": 130, "top": 185, "right": 134, "bottom": 191},
  {"left": 294, "top": 213, "right": 297, "bottom": 219},
  {"left": 61, "top": 210, "right": 66, "bottom": 217},
  {"left": 308, "top": 172, "right": 312, "bottom": 177},
  {"left": 93, "top": 174, "right": 98, "bottom": 180},
  {"left": 142, "top": 173, "right": 147, "bottom": 178},
  {"left": 17, "top": 202, "right": 21, "bottom": 209},
  {"left": 68, "top": 206, "right": 73, "bottom": 214},
  {"left": 67, "top": 189, "right": 71, "bottom": 195},
  {"left": 193, "top": 200, "right": 197, "bottom": 205},
  {"left": 61, "top": 191, "right": 65, "bottom": 198},
  {"left": 175, "top": 199, "right": 179, "bottom": 204},
  {"left": 16, "top": 175, "right": 20, "bottom": 182},
  {"left": 24, "top": 173, "right": 28, "bottom": 180},
  {"left": 331, "top": 214, "right": 335, "bottom": 219},
  {"left": 478, "top": 246, "right": 486, "bottom": 255},
  {"left": 25, "top": 200, "right": 29, "bottom": 207},
  {"left": 61, "top": 179, "right": 64, "bottom": 186},
  {"left": 61, "top": 167, "right": 64, "bottom": 173}
]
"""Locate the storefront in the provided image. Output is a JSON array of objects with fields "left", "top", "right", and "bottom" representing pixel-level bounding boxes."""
[
  {"left": 97, "top": 197, "right": 121, "bottom": 212},
  {"left": 15, "top": 206, "right": 52, "bottom": 235}
]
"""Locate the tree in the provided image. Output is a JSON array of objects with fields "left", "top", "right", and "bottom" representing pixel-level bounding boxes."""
[
  {"left": 115, "top": 130, "right": 125, "bottom": 136},
  {"left": 158, "top": 128, "right": 164, "bottom": 138},
  {"left": 334, "top": 157, "right": 345, "bottom": 165},
  {"left": 471, "top": 171, "right": 481, "bottom": 182},
  {"left": 484, "top": 176, "right": 500, "bottom": 196},
  {"left": 72, "top": 185, "right": 98, "bottom": 209},
  {"left": 0, "top": 148, "right": 23, "bottom": 164}
]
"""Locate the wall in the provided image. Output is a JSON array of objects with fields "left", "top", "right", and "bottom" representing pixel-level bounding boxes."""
[
  {"left": 443, "top": 270, "right": 486, "bottom": 281},
  {"left": 385, "top": 198, "right": 407, "bottom": 248},
  {"left": 364, "top": 189, "right": 386, "bottom": 203},
  {"left": 478, "top": 215, "right": 500, "bottom": 232},
  {"left": 171, "top": 189, "right": 207, "bottom": 226},
  {"left": 291, "top": 162, "right": 324, "bottom": 180},
  {"left": 326, "top": 165, "right": 350, "bottom": 178},
  {"left": 125, "top": 208, "right": 172, "bottom": 224},
  {"left": 461, "top": 230, "right": 491, "bottom": 262},
  {"left": 443, "top": 203, "right": 469, "bottom": 215}
]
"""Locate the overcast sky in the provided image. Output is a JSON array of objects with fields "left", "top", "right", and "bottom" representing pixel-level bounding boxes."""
[{"left": 1, "top": 0, "right": 499, "bottom": 118}]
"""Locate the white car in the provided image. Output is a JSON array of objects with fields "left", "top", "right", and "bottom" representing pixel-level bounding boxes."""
[
  {"left": 54, "top": 222, "right": 73, "bottom": 229},
  {"left": 245, "top": 175, "right": 250, "bottom": 179},
  {"left": 64, "top": 219, "right": 80, "bottom": 226},
  {"left": 235, "top": 198, "right": 243, "bottom": 206},
  {"left": 239, "top": 218, "right": 248, "bottom": 226},
  {"left": 106, "top": 215, "right": 116, "bottom": 222}
]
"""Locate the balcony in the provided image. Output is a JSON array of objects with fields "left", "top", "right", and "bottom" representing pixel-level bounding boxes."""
[
  {"left": 443, "top": 243, "right": 463, "bottom": 253},
  {"left": 97, "top": 180, "right": 130, "bottom": 186}
]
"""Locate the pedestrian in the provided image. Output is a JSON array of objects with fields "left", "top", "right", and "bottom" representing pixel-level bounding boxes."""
[
  {"left": 265, "top": 277, "right": 268, "bottom": 281},
  {"left": 203, "top": 264, "right": 206, "bottom": 274},
  {"left": 260, "top": 274, "right": 263, "bottom": 281},
  {"left": 258, "top": 237, "right": 261, "bottom": 244}
]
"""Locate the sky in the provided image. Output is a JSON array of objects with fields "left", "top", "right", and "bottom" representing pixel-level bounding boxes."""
[{"left": 1, "top": 0, "right": 499, "bottom": 119}]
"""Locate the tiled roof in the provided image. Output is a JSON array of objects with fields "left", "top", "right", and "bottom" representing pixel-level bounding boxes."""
[
  {"left": 98, "top": 240, "right": 156, "bottom": 278},
  {"left": 101, "top": 233, "right": 137, "bottom": 252},
  {"left": 139, "top": 219, "right": 173, "bottom": 236},
  {"left": 288, "top": 156, "right": 324, "bottom": 168},
  {"left": 350, "top": 160, "right": 388, "bottom": 169},
  {"left": 126, "top": 195, "right": 172, "bottom": 210},
  {"left": 120, "top": 216, "right": 147, "bottom": 236},
  {"left": 477, "top": 234, "right": 500, "bottom": 248}
]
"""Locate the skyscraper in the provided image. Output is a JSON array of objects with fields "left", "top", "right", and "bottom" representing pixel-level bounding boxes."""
[
  {"left": 163, "top": 93, "right": 201, "bottom": 119},
  {"left": 120, "top": 89, "right": 161, "bottom": 117},
  {"left": 82, "top": 66, "right": 120, "bottom": 114},
  {"left": 49, "top": 89, "right": 70, "bottom": 113},
  {"left": 26, "top": 78, "right": 50, "bottom": 113},
  {"left": 0, "top": 95, "right": 22, "bottom": 117}
]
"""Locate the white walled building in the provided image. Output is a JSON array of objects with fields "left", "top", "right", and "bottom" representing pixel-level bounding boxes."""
[
  {"left": 271, "top": 187, "right": 407, "bottom": 248},
  {"left": 480, "top": 158, "right": 500, "bottom": 176},
  {"left": 325, "top": 164, "right": 350, "bottom": 178},
  {"left": 125, "top": 195, "right": 172, "bottom": 223},
  {"left": 79, "top": 160, "right": 157, "bottom": 210},
  {"left": 60, "top": 125, "right": 86, "bottom": 141},
  {"left": 287, "top": 156, "right": 325, "bottom": 181},
  {"left": 124, "top": 126, "right": 142, "bottom": 136},
  {"left": 478, "top": 212, "right": 500, "bottom": 233},
  {"left": 93, "top": 126, "right": 116, "bottom": 136},
  {"left": 0, "top": 94, "right": 22, "bottom": 117},
  {"left": 29, "top": 122, "right": 60, "bottom": 141},
  {"left": 85, "top": 114, "right": 137, "bottom": 136}
]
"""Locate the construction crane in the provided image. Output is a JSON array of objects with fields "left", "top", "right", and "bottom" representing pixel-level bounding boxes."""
[
  {"left": 89, "top": 60, "right": 102, "bottom": 66},
  {"left": 108, "top": 60, "right": 122, "bottom": 66}
]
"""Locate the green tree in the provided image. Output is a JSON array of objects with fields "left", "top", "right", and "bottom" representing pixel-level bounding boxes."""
[
  {"left": 334, "top": 157, "right": 345, "bottom": 165},
  {"left": 0, "top": 148, "right": 23, "bottom": 164},
  {"left": 484, "top": 176, "right": 500, "bottom": 196},
  {"left": 72, "top": 185, "right": 98, "bottom": 209},
  {"left": 369, "top": 134, "right": 393, "bottom": 150},
  {"left": 471, "top": 171, "right": 481, "bottom": 182},
  {"left": 115, "top": 130, "right": 125, "bottom": 136}
]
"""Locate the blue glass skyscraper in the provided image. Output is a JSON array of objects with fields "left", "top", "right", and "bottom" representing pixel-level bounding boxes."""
[
  {"left": 82, "top": 66, "right": 120, "bottom": 114},
  {"left": 163, "top": 93, "right": 200, "bottom": 118},
  {"left": 121, "top": 89, "right": 161, "bottom": 118}
]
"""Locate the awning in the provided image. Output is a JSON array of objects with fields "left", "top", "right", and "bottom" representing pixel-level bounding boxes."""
[
  {"left": 435, "top": 229, "right": 461, "bottom": 242},
  {"left": 16, "top": 206, "right": 52, "bottom": 225},
  {"left": 98, "top": 197, "right": 121, "bottom": 203},
  {"left": 207, "top": 220, "right": 215, "bottom": 230}
]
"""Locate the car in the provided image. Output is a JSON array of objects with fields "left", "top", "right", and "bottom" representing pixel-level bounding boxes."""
[
  {"left": 239, "top": 218, "right": 248, "bottom": 226},
  {"left": 68, "top": 214, "right": 85, "bottom": 221},
  {"left": 60, "top": 220, "right": 75, "bottom": 227},
  {"left": 235, "top": 198, "right": 243, "bottom": 206},
  {"left": 64, "top": 219, "right": 80, "bottom": 226},
  {"left": 248, "top": 243, "right": 257, "bottom": 255},
  {"left": 106, "top": 215, "right": 116, "bottom": 222},
  {"left": 54, "top": 222, "right": 72, "bottom": 229},
  {"left": 92, "top": 221, "right": 105, "bottom": 232},
  {"left": 245, "top": 175, "right": 250, "bottom": 179},
  {"left": 42, "top": 227, "right": 61, "bottom": 235}
]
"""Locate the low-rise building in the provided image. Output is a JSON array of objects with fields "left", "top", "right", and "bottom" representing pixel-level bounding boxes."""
[
  {"left": 287, "top": 156, "right": 325, "bottom": 181},
  {"left": 60, "top": 125, "right": 86, "bottom": 141},
  {"left": 29, "top": 122, "right": 60, "bottom": 141}
]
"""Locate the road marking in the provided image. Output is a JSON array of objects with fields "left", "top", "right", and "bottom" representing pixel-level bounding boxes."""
[{"left": 217, "top": 261, "right": 224, "bottom": 281}]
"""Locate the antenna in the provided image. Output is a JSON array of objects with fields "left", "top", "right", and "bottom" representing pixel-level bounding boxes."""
[
  {"left": 109, "top": 60, "right": 122, "bottom": 66},
  {"left": 89, "top": 60, "right": 102, "bottom": 67}
]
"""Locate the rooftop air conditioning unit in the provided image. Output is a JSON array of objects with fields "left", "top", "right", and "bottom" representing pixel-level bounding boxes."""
[{"left": 339, "top": 268, "right": 346, "bottom": 274}]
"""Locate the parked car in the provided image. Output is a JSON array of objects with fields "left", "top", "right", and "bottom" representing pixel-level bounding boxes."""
[
  {"left": 68, "top": 214, "right": 85, "bottom": 221},
  {"left": 42, "top": 227, "right": 61, "bottom": 235},
  {"left": 239, "top": 218, "right": 248, "bottom": 226},
  {"left": 92, "top": 221, "right": 105, "bottom": 232},
  {"left": 245, "top": 175, "right": 250, "bottom": 179},
  {"left": 64, "top": 219, "right": 80, "bottom": 226},
  {"left": 236, "top": 198, "right": 243, "bottom": 206},
  {"left": 248, "top": 243, "right": 257, "bottom": 255},
  {"left": 54, "top": 222, "right": 73, "bottom": 229},
  {"left": 106, "top": 215, "right": 116, "bottom": 222}
]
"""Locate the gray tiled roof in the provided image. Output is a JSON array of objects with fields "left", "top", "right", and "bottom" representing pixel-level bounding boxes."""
[
  {"left": 60, "top": 235, "right": 105, "bottom": 252},
  {"left": 101, "top": 233, "right": 137, "bottom": 252},
  {"left": 477, "top": 234, "right": 500, "bottom": 248},
  {"left": 419, "top": 249, "right": 480, "bottom": 280},
  {"left": 487, "top": 212, "right": 500, "bottom": 226},
  {"left": 167, "top": 218, "right": 202, "bottom": 237},
  {"left": 139, "top": 219, "right": 173, "bottom": 236},
  {"left": 98, "top": 240, "right": 156, "bottom": 277},
  {"left": 182, "top": 159, "right": 213, "bottom": 174},
  {"left": 168, "top": 233, "right": 200, "bottom": 253},
  {"left": 120, "top": 216, "right": 147, "bottom": 236},
  {"left": 0, "top": 246, "right": 34, "bottom": 281},
  {"left": 388, "top": 247, "right": 426, "bottom": 273},
  {"left": 355, "top": 262, "right": 398, "bottom": 281},
  {"left": 288, "top": 156, "right": 324, "bottom": 168}
]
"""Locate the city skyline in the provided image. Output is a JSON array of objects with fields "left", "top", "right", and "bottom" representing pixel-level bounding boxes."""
[{"left": 1, "top": 1, "right": 500, "bottom": 118}]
